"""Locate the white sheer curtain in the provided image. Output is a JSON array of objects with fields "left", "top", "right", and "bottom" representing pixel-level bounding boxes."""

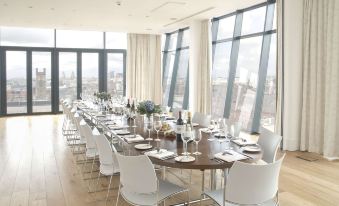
[
  {"left": 300, "top": 0, "right": 339, "bottom": 159},
  {"left": 194, "top": 19, "right": 212, "bottom": 114},
  {"left": 126, "top": 34, "right": 162, "bottom": 104},
  {"left": 282, "top": 0, "right": 339, "bottom": 159}
]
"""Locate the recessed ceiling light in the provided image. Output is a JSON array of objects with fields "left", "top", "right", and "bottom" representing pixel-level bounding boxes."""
[
  {"left": 3, "top": 3, "right": 8, "bottom": 6},
  {"left": 170, "top": 18, "right": 177, "bottom": 20},
  {"left": 28, "top": 6, "right": 33, "bottom": 9},
  {"left": 50, "top": 7, "right": 55, "bottom": 10},
  {"left": 145, "top": 15, "right": 150, "bottom": 18},
  {"left": 128, "top": 14, "right": 132, "bottom": 17}
]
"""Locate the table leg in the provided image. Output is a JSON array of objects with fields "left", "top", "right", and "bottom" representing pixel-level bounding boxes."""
[
  {"left": 162, "top": 166, "right": 166, "bottom": 180},
  {"left": 223, "top": 169, "right": 229, "bottom": 206},
  {"left": 210, "top": 169, "right": 217, "bottom": 190}
]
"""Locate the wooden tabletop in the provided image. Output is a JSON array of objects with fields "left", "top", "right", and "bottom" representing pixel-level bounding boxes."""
[
  {"left": 77, "top": 105, "right": 262, "bottom": 170},
  {"left": 115, "top": 118, "right": 262, "bottom": 170}
]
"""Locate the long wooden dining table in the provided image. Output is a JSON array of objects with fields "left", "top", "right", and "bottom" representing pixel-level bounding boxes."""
[{"left": 76, "top": 101, "right": 263, "bottom": 205}]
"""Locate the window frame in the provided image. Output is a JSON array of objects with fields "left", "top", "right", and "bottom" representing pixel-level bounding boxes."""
[
  {"left": 162, "top": 27, "right": 189, "bottom": 109},
  {"left": 211, "top": 0, "right": 277, "bottom": 132},
  {"left": 0, "top": 30, "right": 127, "bottom": 116}
]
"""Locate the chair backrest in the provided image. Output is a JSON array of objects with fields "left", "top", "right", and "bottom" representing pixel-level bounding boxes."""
[
  {"left": 258, "top": 127, "right": 282, "bottom": 163},
  {"left": 116, "top": 154, "right": 157, "bottom": 194},
  {"left": 79, "top": 120, "right": 96, "bottom": 149},
  {"left": 226, "top": 154, "right": 285, "bottom": 205},
  {"left": 172, "top": 107, "right": 181, "bottom": 119},
  {"left": 231, "top": 122, "right": 242, "bottom": 137},
  {"left": 192, "top": 112, "right": 211, "bottom": 128},
  {"left": 161, "top": 105, "right": 170, "bottom": 113},
  {"left": 93, "top": 130, "right": 119, "bottom": 170}
]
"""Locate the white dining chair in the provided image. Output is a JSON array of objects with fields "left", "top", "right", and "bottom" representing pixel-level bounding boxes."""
[
  {"left": 93, "top": 129, "right": 120, "bottom": 200},
  {"left": 115, "top": 154, "right": 189, "bottom": 206},
  {"left": 204, "top": 154, "right": 285, "bottom": 206},
  {"left": 257, "top": 127, "right": 283, "bottom": 164},
  {"left": 231, "top": 122, "right": 242, "bottom": 138},
  {"left": 192, "top": 112, "right": 211, "bottom": 127},
  {"left": 172, "top": 107, "right": 181, "bottom": 119}
]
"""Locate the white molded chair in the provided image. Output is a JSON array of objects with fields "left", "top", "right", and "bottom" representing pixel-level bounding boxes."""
[
  {"left": 172, "top": 107, "right": 181, "bottom": 119},
  {"left": 257, "top": 127, "right": 283, "bottom": 164},
  {"left": 231, "top": 122, "right": 242, "bottom": 138},
  {"left": 204, "top": 154, "right": 285, "bottom": 206},
  {"left": 115, "top": 154, "right": 189, "bottom": 206},
  {"left": 93, "top": 129, "right": 119, "bottom": 200},
  {"left": 192, "top": 112, "right": 211, "bottom": 127}
]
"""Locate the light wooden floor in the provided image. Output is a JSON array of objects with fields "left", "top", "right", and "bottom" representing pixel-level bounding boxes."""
[{"left": 0, "top": 115, "right": 338, "bottom": 206}]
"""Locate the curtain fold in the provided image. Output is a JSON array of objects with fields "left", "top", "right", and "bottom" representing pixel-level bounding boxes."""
[
  {"left": 298, "top": 0, "right": 339, "bottom": 158},
  {"left": 194, "top": 19, "right": 212, "bottom": 114},
  {"left": 126, "top": 34, "right": 162, "bottom": 104}
]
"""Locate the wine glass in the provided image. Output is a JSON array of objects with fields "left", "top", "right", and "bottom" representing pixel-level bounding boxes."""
[
  {"left": 216, "top": 118, "right": 228, "bottom": 151},
  {"left": 193, "top": 129, "right": 202, "bottom": 155},
  {"left": 181, "top": 129, "right": 192, "bottom": 157},
  {"left": 130, "top": 111, "right": 137, "bottom": 137},
  {"left": 145, "top": 118, "right": 153, "bottom": 146},
  {"left": 154, "top": 120, "right": 162, "bottom": 142},
  {"left": 208, "top": 120, "right": 215, "bottom": 141}
]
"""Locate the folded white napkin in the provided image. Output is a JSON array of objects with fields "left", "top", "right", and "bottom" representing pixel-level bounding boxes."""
[
  {"left": 231, "top": 138, "right": 256, "bottom": 146},
  {"left": 201, "top": 128, "right": 218, "bottom": 133},
  {"left": 214, "top": 150, "right": 248, "bottom": 162},
  {"left": 124, "top": 135, "right": 144, "bottom": 143},
  {"left": 144, "top": 149, "right": 175, "bottom": 160},
  {"left": 108, "top": 125, "right": 129, "bottom": 130}
]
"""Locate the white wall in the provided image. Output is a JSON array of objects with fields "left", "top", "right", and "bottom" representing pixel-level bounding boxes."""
[{"left": 282, "top": 0, "right": 304, "bottom": 150}]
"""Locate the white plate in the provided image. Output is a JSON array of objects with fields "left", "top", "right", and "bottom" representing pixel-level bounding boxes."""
[
  {"left": 192, "top": 123, "right": 199, "bottom": 127},
  {"left": 134, "top": 144, "right": 153, "bottom": 150},
  {"left": 116, "top": 130, "right": 131, "bottom": 135},
  {"left": 242, "top": 145, "right": 261, "bottom": 153},
  {"left": 175, "top": 156, "right": 195, "bottom": 163}
]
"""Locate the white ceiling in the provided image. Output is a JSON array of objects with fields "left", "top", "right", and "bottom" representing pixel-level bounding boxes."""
[{"left": 0, "top": 0, "right": 264, "bottom": 34}]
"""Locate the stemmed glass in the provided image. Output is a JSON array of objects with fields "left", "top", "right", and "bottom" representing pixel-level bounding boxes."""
[
  {"left": 181, "top": 129, "right": 192, "bottom": 157},
  {"left": 154, "top": 120, "right": 162, "bottom": 142},
  {"left": 208, "top": 120, "right": 216, "bottom": 141},
  {"left": 145, "top": 117, "right": 153, "bottom": 146},
  {"left": 130, "top": 111, "right": 137, "bottom": 137},
  {"left": 216, "top": 118, "right": 228, "bottom": 151},
  {"left": 193, "top": 129, "right": 202, "bottom": 155}
]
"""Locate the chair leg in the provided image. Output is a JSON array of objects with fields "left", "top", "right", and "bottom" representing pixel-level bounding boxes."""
[
  {"left": 115, "top": 185, "right": 120, "bottom": 206},
  {"left": 87, "top": 156, "right": 96, "bottom": 191},
  {"left": 95, "top": 172, "right": 101, "bottom": 192},
  {"left": 106, "top": 175, "right": 113, "bottom": 201}
]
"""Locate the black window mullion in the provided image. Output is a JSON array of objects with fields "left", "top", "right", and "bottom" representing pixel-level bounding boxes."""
[
  {"left": 223, "top": 12, "right": 243, "bottom": 118},
  {"left": 162, "top": 34, "right": 170, "bottom": 85},
  {"left": 122, "top": 50, "right": 127, "bottom": 96},
  {"left": 77, "top": 51, "right": 81, "bottom": 99},
  {"left": 27, "top": 50, "right": 32, "bottom": 114},
  {"left": 168, "top": 30, "right": 183, "bottom": 108},
  {"left": 211, "top": 20, "right": 219, "bottom": 63},
  {"left": 102, "top": 51, "right": 107, "bottom": 92},
  {"left": 52, "top": 49, "right": 58, "bottom": 113},
  {"left": 0, "top": 48, "right": 6, "bottom": 115},
  {"left": 251, "top": 3, "right": 275, "bottom": 133}
]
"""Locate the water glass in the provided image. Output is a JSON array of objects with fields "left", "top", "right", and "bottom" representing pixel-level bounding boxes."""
[{"left": 193, "top": 130, "right": 202, "bottom": 155}]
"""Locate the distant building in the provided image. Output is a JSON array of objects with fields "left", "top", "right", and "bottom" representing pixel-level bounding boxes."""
[{"left": 35, "top": 68, "right": 47, "bottom": 100}]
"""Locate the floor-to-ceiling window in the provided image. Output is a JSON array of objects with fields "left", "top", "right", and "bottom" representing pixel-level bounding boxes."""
[
  {"left": 162, "top": 28, "right": 189, "bottom": 109},
  {"left": 0, "top": 26, "right": 126, "bottom": 115},
  {"left": 211, "top": 1, "right": 277, "bottom": 132}
]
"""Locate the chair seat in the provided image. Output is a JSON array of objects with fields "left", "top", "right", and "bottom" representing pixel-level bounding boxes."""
[
  {"left": 100, "top": 164, "right": 119, "bottom": 176},
  {"left": 204, "top": 189, "right": 277, "bottom": 206},
  {"left": 121, "top": 179, "right": 187, "bottom": 205}
]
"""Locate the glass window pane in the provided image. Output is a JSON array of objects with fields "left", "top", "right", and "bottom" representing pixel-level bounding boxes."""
[
  {"left": 181, "top": 30, "right": 190, "bottom": 47},
  {"left": 56, "top": 30, "right": 103, "bottom": 48},
  {"left": 261, "top": 34, "right": 276, "bottom": 131},
  {"left": 211, "top": 42, "right": 232, "bottom": 118},
  {"left": 229, "top": 36, "right": 263, "bottom": 130},
  {"left": 32, "top": 52, "right": 51, "bottom": 112},
  {"left": 107, "top": 53, "right": 124, "bottom": 96},
  {"left": 59, "top": 52, "right": 77, "bottom": 110},
  {"left": 162, "top": 51, "right": 175, "bottom": 105},
  {"left": 272, "top": 4, "right": 277, "bottom": 30},
  {"left": 0, "top": 27, "right": 54, "bottom": 47},
  {"left": 82, "top": 53, "right": 99, "bottom": 96},
  {"left": 241, "top": 6, "right": 266, "bottom": 35},
  {"left": 105, "top": 32, "right": 127, "bottom": 49},
  {"left": 217, "top": 16, "right": 236, "bottom": 40},
  {"left": 173, "top": 49, "right": 189, "bottom": 108},
  {"left": 168, "top": 33, "right": 178, "bottom": 51},
  {"left": 6, "top": 51, "right": 27, "bottom": 114}
]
